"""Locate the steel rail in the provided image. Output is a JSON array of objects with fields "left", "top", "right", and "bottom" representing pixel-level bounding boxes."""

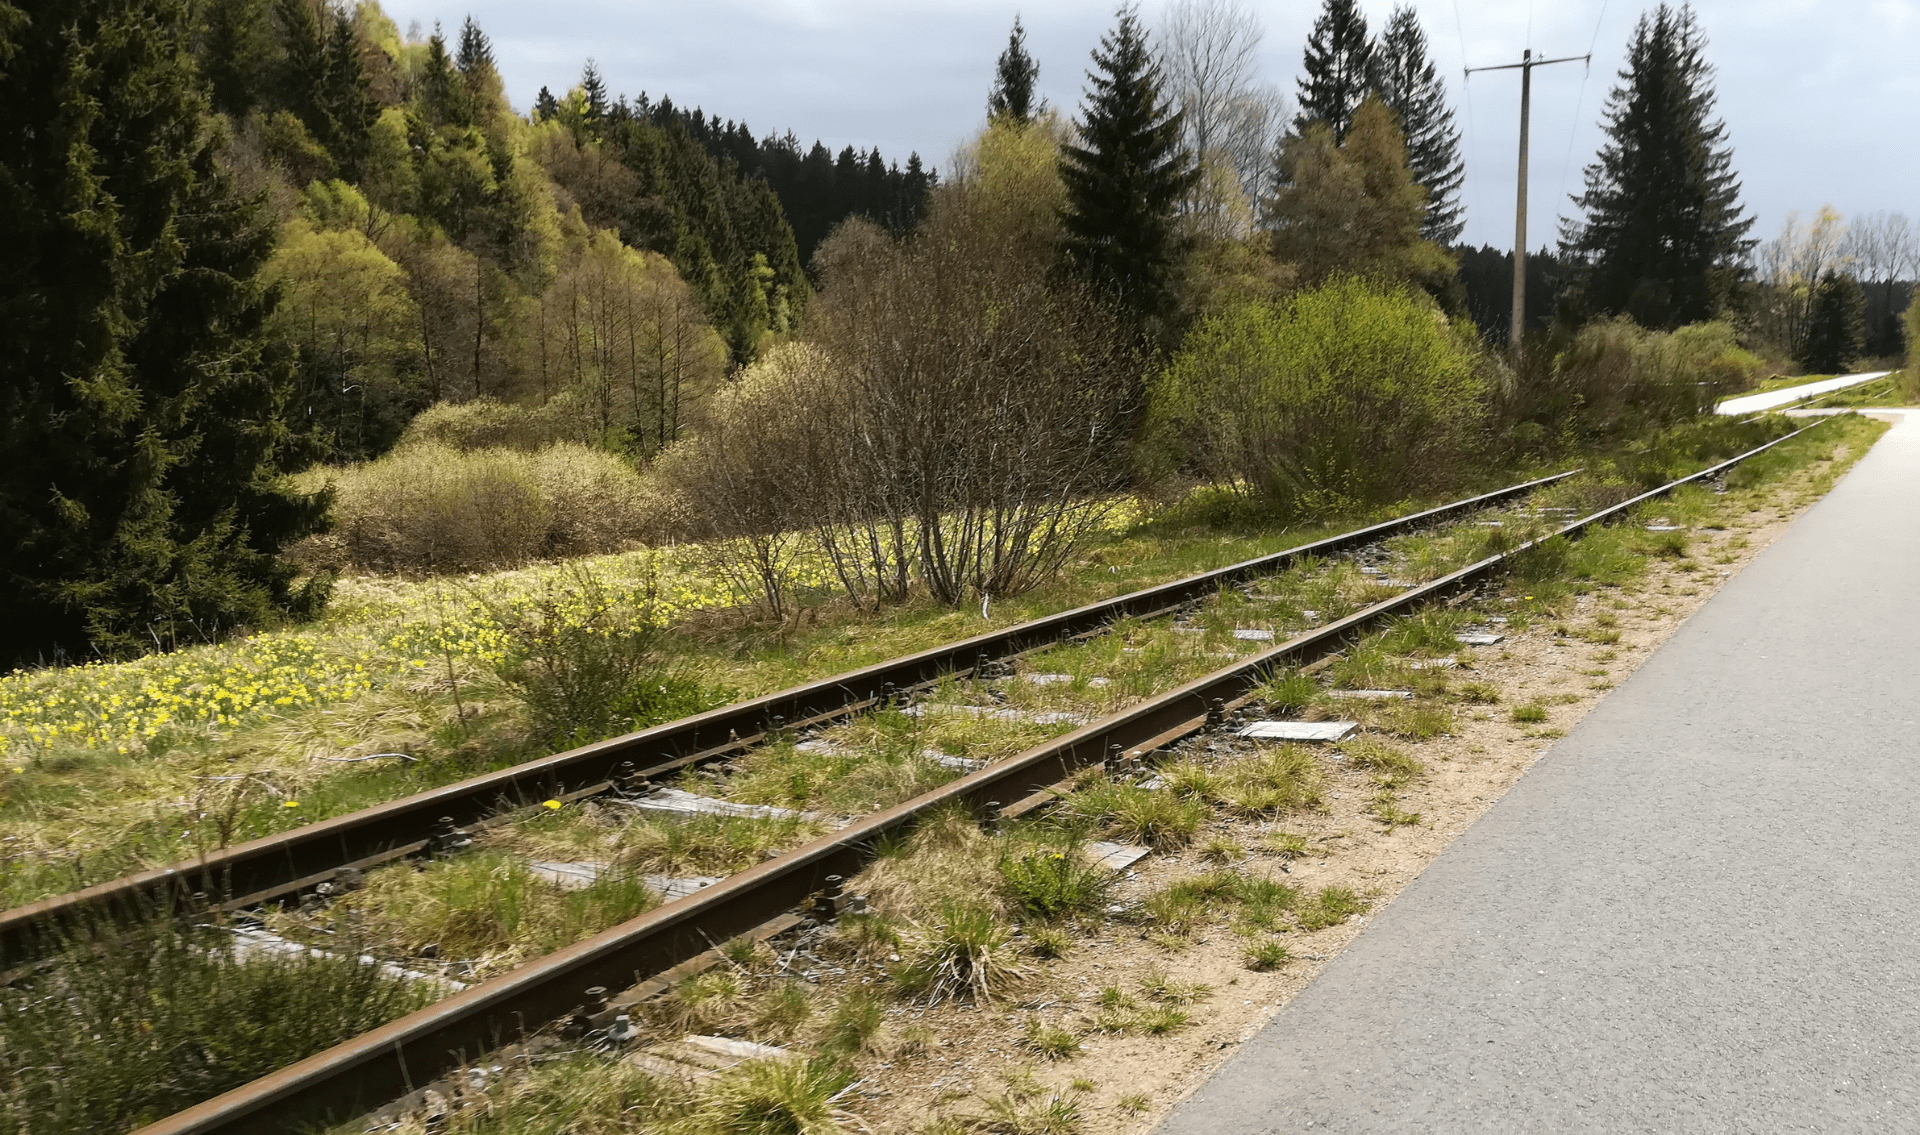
[
  {"left": 0, "top": 472, "right": 1576, "bottom": 965},
  {"left": 133, "top": 426, "right": 1820, "bottom": 1135}
]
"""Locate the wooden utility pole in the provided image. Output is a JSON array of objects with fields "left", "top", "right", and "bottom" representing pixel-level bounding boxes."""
[{"left": 1466, "top": 49, "right": 1589, "bottom": 361}]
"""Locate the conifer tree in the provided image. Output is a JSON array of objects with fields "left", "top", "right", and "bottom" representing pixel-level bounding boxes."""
[
  {"left": 581, "top": 59, "right": 609, "bottom": 123},
  {"left": 1559, "top": 4, "right": 1753, "bottom": 329},
  {"left": 1060, "top": 5, "right": 1198, "bottom": 335},
  {"left": 1798, "top": 271, "right": 1864, "bottom": 373},
  {"left": 419, "top": 29, "right": 467, "bottom": 127},
  {"left": 534, "top": 85, "right": 559, "bottom": 121},
  {"left": 1295, "top": 0, "right": 1373, "bottom": 142},
  {"left": 0, "top": 0, "right": 328, "bottom": 663},
  {"left": 988, "top": 15, "right": 1043, "bottom": 122},
  {"left": 320, "top": 8, "right": 379, "bottom": 177},
  {"left": 1372, "top": 6, "right": 1464, "bottom": 244}
]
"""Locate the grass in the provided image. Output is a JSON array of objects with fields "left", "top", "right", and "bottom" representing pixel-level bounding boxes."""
[
  {"left": 997, "top": 845, "right": 1119, "bottom": 922},
  {"left": 1022, "top": 1017, "right": 1082, "bottom": 1060},
  {"left": 1295, "top": 885, "right": 1368, "bottom": 931},
  {"left": 893, "top": 902, "right": 1029, "bottom": 1005},
  {"left": 0, "top": 916, "right": 435, "bottom": 1134},
  {"left": 1510, "top": 702, "right": 1550, "bottom": 724},
  {"left": 1244, "top": 940, "right": 1291, "bottom": 971},
  {"left": 317, "top": 851, "right": 658, "bottom": 972}
]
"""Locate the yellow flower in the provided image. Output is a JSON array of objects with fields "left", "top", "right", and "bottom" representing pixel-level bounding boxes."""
[
  {"left": 283, "top": 800, "right": 301, "bottom": 808},
  {"left": 542, "top": 799, "right": 563, "bottom": 810}
]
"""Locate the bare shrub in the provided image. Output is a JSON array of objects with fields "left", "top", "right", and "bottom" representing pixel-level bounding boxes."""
[
  {"left": 398, "top": 398, "right": 567, "bottom": 452},
  {"left": 657, "top": 120, "right": 1139, "bottom": 612}
]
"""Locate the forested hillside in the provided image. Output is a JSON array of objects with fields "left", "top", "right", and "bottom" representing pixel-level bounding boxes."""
[{"left": 195, "top": 0, "right": 933, "bottom": 461}]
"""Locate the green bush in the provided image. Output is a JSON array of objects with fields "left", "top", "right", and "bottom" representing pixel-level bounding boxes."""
[
  {"left": 488, "top": 570, "right": 720, "bottom": 747},
  {"left": 1523, "top": 319, "right": 1763, "bottom": 443},
  {"left": 1145, "top": 278, "right": 1488, "bottom": 518},
  {"left": 299, "top": 440, "right": 659, "bottom": 574}
]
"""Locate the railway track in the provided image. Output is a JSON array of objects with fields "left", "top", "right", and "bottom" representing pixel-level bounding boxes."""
[
  {"left": 120, "top": 424, "right": 1827, "bottom": 1135},
  {"left": 0, "top": 472, "right": 1573, "bottom": 968}
]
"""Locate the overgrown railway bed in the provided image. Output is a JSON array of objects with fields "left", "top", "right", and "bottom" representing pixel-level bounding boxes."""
[
  {"left": 0, "top": 472, "right": 1574, "bottom": 968},
  {"left": 20, "top": 431, "right": 1833, "bottom": 1134}
]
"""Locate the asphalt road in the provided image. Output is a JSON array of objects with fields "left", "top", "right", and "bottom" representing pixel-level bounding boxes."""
[{"left": 1158, "top": 412, "right": 1920, "bottom": 1134}]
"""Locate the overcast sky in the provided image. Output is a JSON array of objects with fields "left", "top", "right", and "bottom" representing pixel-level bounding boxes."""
[{"left": 381, "top": 0, "right": 1919, "bottom": 253}]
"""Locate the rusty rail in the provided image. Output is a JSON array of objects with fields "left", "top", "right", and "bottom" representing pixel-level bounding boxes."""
[{"left": 131, "top": 426, "right": 1822, "bottom": 1135}]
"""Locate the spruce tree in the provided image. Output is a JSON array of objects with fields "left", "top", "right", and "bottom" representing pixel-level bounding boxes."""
[
  {"left": 1798, "top": 271, "right": 1864, "bottom": 373},
  {"left": 0, "top": 0, "right": 329, "bottom": 664},
  {"left": 1060, "top": 5, "right": 1198, "bottom": 336},
  {"left": 581, "top": 59, "right": 609, "bottom": 123},
  {"left": 1372, "top": 6, "right": 1464, "bottom": 244},
  {"left": 534, "top": 85, "right": 559, "bottom": 121},
  {"left": 1559, "top": 4, "right": 1754, "bottom": 329},
  {"left": 988, "top": 15, "right": 1043, "bottom": 123},
  {"left": 1295, "top": 0, "right": 1373, "bottom": 142},
  {"left": 320, "top": 8, "right": 379, "bottom": 177}
]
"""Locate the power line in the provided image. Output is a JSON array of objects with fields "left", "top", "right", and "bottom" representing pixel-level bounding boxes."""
[
  {"left": 1556, "top": 2, "right": 1611, "bottom": 233},
  {"left": 1453, "top": 0, "right": 1479, "bottom": 242}
]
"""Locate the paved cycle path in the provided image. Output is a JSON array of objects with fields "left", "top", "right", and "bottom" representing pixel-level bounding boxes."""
[{"left": 1159, "top": 412, "right": 1920, "bottom": 1134}]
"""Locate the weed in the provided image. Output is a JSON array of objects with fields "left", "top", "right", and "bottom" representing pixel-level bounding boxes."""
[
  {"left": 0, "top": 918, "right": 434, "bottom": 1133},
  {"left": 1329, "top": 644, "right": 1412, "bottom": 691},
  {"left": 1022, "top": 1017, "right": 1082, "bottom": 1060},
  {"left": 1455, "top": 681, "right": 1500, "bottom": 704},
  {"left": 1139, "top": 966, "right": 1212, "bottom": 1005},
  {"left": 1200, "top": 836, "right": 1246, "bottom": 864},
  {"left": 750, "top": 982, "right": 815, "bottom": 1042},
  {"left": 1118, "top": 1093, "right": 1152, "bottom": 1115},
  {"left": 1379, "top": 608, "right": 1469, "bottom": 655},
  {"left": 1257, "top": 670, "right": 1319, "bottom": 711},
  {"left": 1263, "top": 831, "right": 1313, "bottom": 859},
  {"left": 1066, "top": 781, "right": 1204, "bottom": 848},
  {"left": 894, "top": 903, "right": 1028, "bottom": 1004},
  {"left": 1369, "top": 791, "right": 1422, "bottom": 829},
  {"left": 689, "top": 1056, "right": 856, "bottom": 1135},
  {"left": 1377, "top": 702, "right": 1454, "bottom": 741},
  {"left": 1158, "top": 758, "right": 1225, "bottom": 800},
  {"left": 1296, "top": 885, "right": 1368, "bottom": 931},
  {"left": 1244, "top": 940, "right": 1291, "bottom": 971},
  {"left": 344, "top": 852, "right": 657, "bottom": 968},
  {"left": 835, "top": 911, "right": 903, "bottom": 957},
  {"left": 819, "top": 989, "right": 887, "bottom": 1056},
  {"left": 1143, "top": 888, "right": 1210, "bottom": 937},
  {"left": 1025, "top": 925, "right": 1072, "bottom": 959},
  {"left": 1642, "top": 528, "right": 1690, "bottom": 558},
  {"left": 1069, "top": 1077, "right": 1097, "bottom": 1093},
  {"left": 1223, "top": 745, "right": 1325, "bottom": 816},
  {"left": 1339, "top": 737, "right": 1423, "bottom": 782},
  {"left": 668, "top": 969, "right": 747, "bottom": 1034},
  {"left": 997, "top": 847, "right": 1117, "bottom": 922},
  {"left": 1138, "top": 1006, "right": 1193, "bottom": 1035},
  {"left": 970, "top": 1085, "right": 1083, "bottom": 1135},
  {"left": 1510, "top": 703, "right": 1549, "bottom": 724}
]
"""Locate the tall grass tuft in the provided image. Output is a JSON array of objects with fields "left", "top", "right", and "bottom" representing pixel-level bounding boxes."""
[{"left": 0, "top": 918, "right": 434, "bottom": 1133}]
